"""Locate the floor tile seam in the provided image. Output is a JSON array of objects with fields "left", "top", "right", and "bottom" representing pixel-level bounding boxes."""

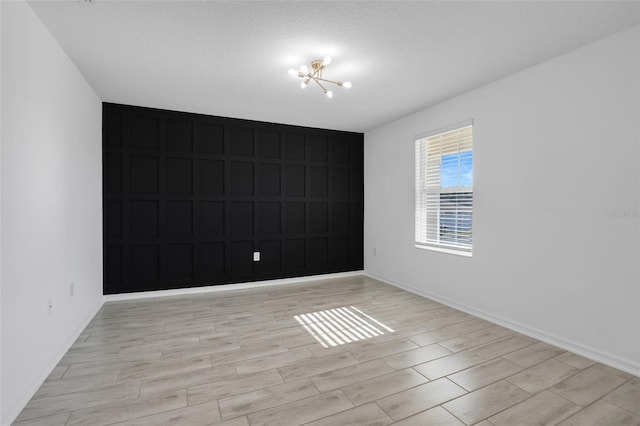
[
  {"left": 78, "top": 333, "right": 91, "bottom": 343},
  {"left": 596, "top": 366, "right": 638, "bottom": 381},
  {"left": 411, "top": 364, "right": 434, "bottom": 382},
  {"left": 242, "top": 389, "right": 355, "bottom": 426},
  {"left": 308, "top": 362, "right": 399, "bottom": 393},
  {"left": 444, "top": 356, "right": 524, "bottom": 388},
  {"left": 307, "top": 378, "right": 323, "bottom": 396},
  {"left": 545, "top": 388, "right": 587, "bottom": 410},
  {"left": 63, "top": 410, "right": 72, "bottom": 426},
  {"left": 84, "top": 320, "right": 155, "bottom": 327},
  {"left": 413, "top": 358, "right": 490, "bottom": 382},
  {"left": 61, "top": 383, "right": 155, "bottom": 426},
  {"left": 339, "top": 380, "right": 362, "bottom": 407},
  {"left": 375, "top": 377, "right": 468, "bottom": 423},
  {"left": 341, "top": 368, "right": 434, "bottom": 405},
  {"left": 544, "top": 371, "right": 631, "bottom": 411},
  {"left": 62, "top": 355, "right": 123, "bottom": 366},
  {"left": 380, "top": 345, "right": 455, "bottom": 370},
  {"left": 600, "top": 399, "right": 640, "bottom": 419},
  {"left": 439, "top": 376, "right": 533, "bottom": 410},
  {"left": 453, "top": 359, "right": 563, "bottom": 395},
  {"left": 466, "top": 339, "right": 538, "bottom": 361},
  {"left": 116, "top": 360, "right": 215, "bottom": 385},
  {"left": 436, "top": 336, "right": 508, "bottom": 356},
  {"left": 218, "top": 350, "right": 278, "bottom": 367},
  {"left": 186, "top": 386, "right": 195, "bottom": 406},
  {"left": 499, "top": 349, "right": 569, "bottom": 370},
  {"left": 472, "top": 390, "right": 544, "bottom": 426},
  {"left": 450, "top": 373, "right": 511, "bottom": 394},
  {"left": 553, "top": 355, "right": 595, "bottom": 371},
  {"left": 385, "top": 375, "right": 459, "bottom": 399},
  {"left": 218, "top": 382, "right": 319, "bottom": 421},
  {"left": 23, "top": 377, "right": 140, "bottom": 408},
  {"left": 67, "top": 342, "right": 125, "bottom": 352},
  {"left": 597, "top": 377, "right": 639, "bottom": 416},
  {"left": 55, "top": 364, "right": 71, "bottom": 381},
  {"left": 140, "top": 369, "right": 234, "bottom": 398},
  {"left": 219, "top": 410, "right": 248, "bottom": 424},
  {"left": 514, "top": 361, "right": 609, "bottom": 395},
  {"left": 425, "top": 318, "right": 480, "bottom": 332},
  {"left": 184, "top": 368, "right": 286, "bottom": 403},
  {"left": 440, "top": 403, "right": 472, "bottom": 425},
  {"left": 12, "top": 411, "right": 72, "bottom": 426},
  {"left": 371, "top": 401, "right": 395, "bottom": 425},
  {"left": 502, "top": 369, "right": 564, "bottom": 394},
  {"left": 407, "top": 330, "right": 485, "bottom": 348},
  {"left": 30, "top": 376, "right": 126, "bottom": 401},
  {"left": 96, "top": 398, "right": 198, "bottom": 426},
  {"left": 443, "top": 318, "right": 506, "bottom": 338},
  {"left": 349, "top": 343, "right": 426, "bottom": 363},
  {"left": 369, "top": 398, "right": 394, "bottom": 423},
  {"left": 411, "top": 329, "right": 482, "bottom": 350},
  {"left": 552, "top": 395, "right": 613, "bottom": 425}
]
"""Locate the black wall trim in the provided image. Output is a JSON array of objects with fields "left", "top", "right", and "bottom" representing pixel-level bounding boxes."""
[{"left": 102, "top": 103, "right": 364, "bottom": 294}]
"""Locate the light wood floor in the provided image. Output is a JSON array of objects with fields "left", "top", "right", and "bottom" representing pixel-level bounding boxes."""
[{"left": 14, "top": 276, "right": 639, "bottom": 425}]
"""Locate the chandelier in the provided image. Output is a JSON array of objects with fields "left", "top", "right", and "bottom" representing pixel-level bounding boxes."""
[{"left": 288, "top": 56, "right": 352, "bottom": 99}]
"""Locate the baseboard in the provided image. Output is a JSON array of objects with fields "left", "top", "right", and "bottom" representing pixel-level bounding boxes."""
[
  {"left": 2, "top": 297, "right": 105, "bottom": 426},
  {"left": 365, "top": 271, "right": 640, "bottom": 377},
  {"left": 104, "top": 271, "right": 365, "bottom": 302}
]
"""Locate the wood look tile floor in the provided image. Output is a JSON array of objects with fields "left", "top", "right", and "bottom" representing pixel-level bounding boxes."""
[{"left": 13, "top": 276, "right": 640, "bottom": 425}]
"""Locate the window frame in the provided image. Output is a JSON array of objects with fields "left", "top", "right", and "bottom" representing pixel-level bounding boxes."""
[{"left": 415, "top": 121, "right": 474, "bottom": 257}]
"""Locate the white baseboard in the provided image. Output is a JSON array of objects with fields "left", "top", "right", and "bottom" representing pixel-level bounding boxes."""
[
  {"left": 2, "top": 298, "right": 105, "bottom": 426},
  {"left": 104, "top": 271, "right": 365, "bottom": 302},
  {"left": 365, "top": 271, "right": 640, "bottom": 377}
]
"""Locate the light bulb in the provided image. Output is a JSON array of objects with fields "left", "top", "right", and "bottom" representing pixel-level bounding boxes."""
[
  {"left": 325, "top": 90, "right": 334, "bottom": 99},
  {"left": 322, "top": 56, "right": 332, "bottom": 66},
  {"left": 300, "top": 80, "right": 308, "bottom": 89},
  {"left": 300, "top": 65, "right": 308, "bottom": 74},
  {"left": 342, "top": 81, "right": 352, "bottom": 89},
  {"left": 288, "top": 68, "right": 298, "bottom": 77}
]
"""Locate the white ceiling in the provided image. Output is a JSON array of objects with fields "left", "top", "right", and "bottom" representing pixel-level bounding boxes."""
[{"left": 29, "top": 1, "right": 640, "bottom": 133}]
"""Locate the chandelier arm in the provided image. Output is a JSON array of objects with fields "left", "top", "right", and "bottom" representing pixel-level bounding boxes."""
[
  {"left": 311, "top": 77, "right": 328, "bottom": 92},
  {"left": 313, "top": 77, "right": 341, "bottom": 86},
  {"left": 308, "top": 65, "right": 323, "bottom": 80},
  {"left": 308, "top": 71, "right": 319, "bottom": 80}
]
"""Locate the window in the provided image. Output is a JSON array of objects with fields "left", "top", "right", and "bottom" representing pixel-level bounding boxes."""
[{"left": 415, "top": 124, "right": 473, "bottom": 255}]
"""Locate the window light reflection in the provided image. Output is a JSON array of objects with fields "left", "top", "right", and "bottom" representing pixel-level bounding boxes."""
[{"left": 294, "top": 306, "right": 394, "bottom": 348}]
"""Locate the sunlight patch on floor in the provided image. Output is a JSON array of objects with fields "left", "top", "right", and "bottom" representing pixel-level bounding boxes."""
[{"left": 294, "top": 306, "right": 394, "bottom": 348}]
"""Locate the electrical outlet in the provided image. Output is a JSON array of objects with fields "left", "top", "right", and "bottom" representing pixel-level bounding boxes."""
[
  {"left": 70, "top": 282, "right": 74, "bottom": 297},
  {"left": 253, "top": 252, "right": 260, "bottom": 262}
]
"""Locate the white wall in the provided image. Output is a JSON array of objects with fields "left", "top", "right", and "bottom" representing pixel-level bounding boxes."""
[
  {"left": 1, "top": 1, "right": 104, "bottom": 423},
  {"left": 0, "top": 1, "right": 3, "bottom": 422},
  {"left": 365, "top": 25, "right": 640, "bottom": 375}
]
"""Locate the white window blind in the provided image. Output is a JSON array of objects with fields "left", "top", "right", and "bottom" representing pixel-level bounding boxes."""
[{"left": 415, "top": 125, "right": 473, "bottom": 255}]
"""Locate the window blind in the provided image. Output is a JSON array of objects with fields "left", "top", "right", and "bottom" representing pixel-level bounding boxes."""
[{"left": 415, "top": 125, "right": 473, "bottom": 254}]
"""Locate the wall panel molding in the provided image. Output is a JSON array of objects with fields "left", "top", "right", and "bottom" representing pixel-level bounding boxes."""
[{"left": 103, "top": 103, "right": 363, "bottom": 294}]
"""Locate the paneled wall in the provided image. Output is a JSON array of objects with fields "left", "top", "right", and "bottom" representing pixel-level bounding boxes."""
[{"left": 103, "top": 103, "right": 363, "bottom": 294}]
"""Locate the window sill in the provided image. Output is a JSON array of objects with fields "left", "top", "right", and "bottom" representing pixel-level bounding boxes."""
[{"left": 415, "top": 243, "right": 472, "bottom": 257}]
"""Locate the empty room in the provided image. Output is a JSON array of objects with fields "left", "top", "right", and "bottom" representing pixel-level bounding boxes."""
[{"left": 1, "top": 1, "right": 639, "bottom": 425}]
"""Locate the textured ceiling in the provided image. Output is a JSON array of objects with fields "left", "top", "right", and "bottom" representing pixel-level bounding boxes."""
[{"left": 28, "top": 1, "right": 640, "bottom": 132}]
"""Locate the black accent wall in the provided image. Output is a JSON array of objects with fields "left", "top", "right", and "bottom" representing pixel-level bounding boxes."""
[{"left": 102, "top": 103, "right": 364, "bottom": 294}]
